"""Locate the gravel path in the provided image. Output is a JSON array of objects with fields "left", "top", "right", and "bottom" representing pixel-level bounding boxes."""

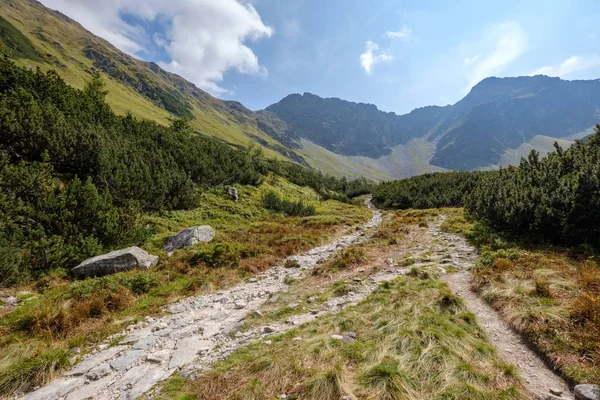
[
  {"left": 423, "top": 217, "right": 573, "bottom": 400},
  {"left": 19, "top": 203, "right": 382, "bottom": 400},
  {"left": 18, "top": 208, "right": 574, "bottom": 400}
]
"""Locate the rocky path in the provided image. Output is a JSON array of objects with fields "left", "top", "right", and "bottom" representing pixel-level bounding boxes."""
[
  {"left": 422, "top": 217, "right": 573, "bottom": 400},
  {"left": 147, "top": 213, "right": 575, "bottom": 400},
  {"left": 20, "top": 203, "right": 382, "bottom": 400}
]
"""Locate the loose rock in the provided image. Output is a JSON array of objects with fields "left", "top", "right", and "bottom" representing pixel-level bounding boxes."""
[
  {"left": 72, "top": 247, "right": 158, "bottom": 278},
  {"left": 575, "top": 385, "right": 599, "bottom": 400},
  {"left": 162, "top": 226, "right": 215, "bottom": 251}
]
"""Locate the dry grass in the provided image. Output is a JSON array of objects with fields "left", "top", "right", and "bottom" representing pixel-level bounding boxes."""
[
  {"left": 150, "top": 211, "right": 528, "bottom": 400},
  {"left": 165, "top": 277, "right": 528, "bottom": 400},
  {"left": 469, "top": 233, "right": 600, "bottom": 384}
]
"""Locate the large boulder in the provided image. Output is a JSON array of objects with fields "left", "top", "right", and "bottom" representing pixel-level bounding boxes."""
[
  {"left": 162, "top": 225, "right": 215, "bottom": 251},
  {"left": 575, "top": 385, "right": 599, "bottom": 400},
  {"left": 72, "top": 247, "right": 158, "bottom": 278}
]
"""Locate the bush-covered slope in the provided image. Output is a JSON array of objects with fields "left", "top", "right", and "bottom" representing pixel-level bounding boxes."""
[
  {"left": 0, "top": 59, "right": 367, "bottom": 286},
  {"left": 0, "top": 0, "right": 302, "bottom": 163},
  {"left": 372, "top": 171, "right": 485, "bottom": 210}
]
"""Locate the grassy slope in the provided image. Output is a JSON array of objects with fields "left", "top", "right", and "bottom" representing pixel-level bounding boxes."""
[
  {"left": 496, "top": 136, "right": 575, "bottom": 168},
  {"left": 298, "top": 138, "right": 447, "bottom": 181},
  {"left": 441, "top": 210, "right": 600, "bottom": 385},
  {"left": 155, "top": 211, "right": 528, "bottom": 400},
  {"left": 0, "top": 176, "right": 371, "bottom": 396},
  {"left": 0, "top": 0, "right": 293, "bottom": 161}
]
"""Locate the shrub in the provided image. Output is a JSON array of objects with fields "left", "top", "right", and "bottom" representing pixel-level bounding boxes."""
[
  {"left": 263, "top": 191, "right": 316, "bottom": 217},
  {"left": 191, "top": 242, "right": 241, "bottom": 268},
  {"left": 467, "top": 126, "right": 600, "bottom": 246}
]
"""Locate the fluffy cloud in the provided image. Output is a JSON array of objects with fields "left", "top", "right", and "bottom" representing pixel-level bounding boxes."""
[
  {"left": 531, "top": 55, "right": 600, "bottom": 77},
  {"left": 386, "top": 26, "right": 411, "bottom": 40},
  {"left": 464, "top": 21, "right": 527, "bottom": 90},
  {"left": 40, "top": 0, "right": 273, "bottom": 94},
  {"left": 360, "top": 41, "right": 393, "bottom": 74}
]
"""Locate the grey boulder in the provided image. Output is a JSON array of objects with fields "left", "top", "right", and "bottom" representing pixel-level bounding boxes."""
[
  {"left": 162, "top": 225, "right": 215, "bottom": 251},
  {"left": 72, "top": 247, "right": 158, "bottom": 278},
  {"left": 575, "top": 385, "right": 599, "bottom": 400}
]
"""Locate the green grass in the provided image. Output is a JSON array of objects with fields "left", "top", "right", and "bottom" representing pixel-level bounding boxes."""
[{"left": 160, "top": 276, "right": 528, "bottom": 400}]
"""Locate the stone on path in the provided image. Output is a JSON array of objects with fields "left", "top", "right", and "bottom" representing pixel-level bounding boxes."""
[
  {"left": 110, "top": 349, "right": 145, "bottom": 371},
  {"left": 71, "top": 247, "right": 158, "bottom": 278},
  {"left": 201, "top": 322, "right": 221, "bottom": 338},
  {"left": 65, "top": 374, "right": 113, "bottom": 400},
  {"left": 169, "top": 337, "right": 214, "bottom": 369},
  {"left": 22, "top": 378, "right": 81, "bottom": 400},
  {"left": 85, "top": 364, "right": 111, "bottom": 381},
  {"left": 162, "top": 226, "right": 215, "bottom": 251},
  {"left": 575, "top": 385, "right": 599, "bottom": 400},
  {"left": 65, "top": 346, "right": 125, "bottom": 376}
]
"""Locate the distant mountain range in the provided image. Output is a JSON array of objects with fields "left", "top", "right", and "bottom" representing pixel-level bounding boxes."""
[
  {"left": 2, "top": 0, "right": 600, "bottom": 180},
  {"left": 266, "top": 76, "right": 600, "bottom": 172}
]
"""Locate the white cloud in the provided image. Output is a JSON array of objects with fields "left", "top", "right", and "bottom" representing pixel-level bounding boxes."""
[
  {"left": 531, "top": 55, "right": 600, "bottom": 77},
  {"left": 40, "top": 0, "right": 273, "bottom": 94},
  {"left": 360, "top": 41, "right": 393, "bottom": 74},
  {"left": 386, "top": 25, "right": 411, "bottom": 40},
  {"left": 463, "top": 54, "right": 481, "bottom": 65},
  {"left": 464, "top": 21, "right": 527, "bottom": 91}
]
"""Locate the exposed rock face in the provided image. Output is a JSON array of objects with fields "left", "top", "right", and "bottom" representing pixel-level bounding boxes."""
[
  {"left": 224, "top": 186, "right": 239, "bottom": 201},
  {"left": 575, "top": 385, "right": 599, "bottom": 400},
  {"left": 161, "top": 226, "right": 215, "bottom": 251},
  {"left": 71, "top": 247, "right": 158, "bottom": 278}
]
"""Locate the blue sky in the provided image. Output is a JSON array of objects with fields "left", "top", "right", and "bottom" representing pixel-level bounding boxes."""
[{"left": 42, "top": 0, "right": 600, "bottom": 114}]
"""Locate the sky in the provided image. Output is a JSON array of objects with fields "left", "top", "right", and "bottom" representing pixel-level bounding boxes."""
[{"left": 40, "top": 0, "right": 600, "bottom": 114}]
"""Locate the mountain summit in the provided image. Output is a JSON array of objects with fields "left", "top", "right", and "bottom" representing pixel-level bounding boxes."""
[{"left": 2, "top": 0, "right": 599, "bottom": 179}]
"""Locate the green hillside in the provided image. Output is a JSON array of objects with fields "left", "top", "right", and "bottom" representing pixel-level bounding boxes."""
[{"left": 0, "top": 0, "right": 301, "bottom": 162}]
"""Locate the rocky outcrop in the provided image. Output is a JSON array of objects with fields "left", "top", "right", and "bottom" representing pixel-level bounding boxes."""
[
  {"left": 72, "top": 247, "right": 158, "bottom": 278},
  {"left": 224, "top": 186, "right": 239, "bottom": 201},
  {"left": 161, "top": 226, "right": 215, "bottom": 251}
]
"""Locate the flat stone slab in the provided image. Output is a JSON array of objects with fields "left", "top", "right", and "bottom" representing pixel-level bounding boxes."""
[
  {"left": 65, "top": 374, "right": 114, "bottom": 400},
  {"left": 132, "top": 335, "right": 157, "bottom": 350},
  {"left": 65, "top": 346, "right": 125, "bottom": 376},
  {"left": 110, "top": 349, "right": 145, "bottom": 371},
  {"left": 169, "top": 337, "right": 214, "bottom": 369},
  {"left": 22, "top": 378, "right": 82, "bottom": 400},
  {"left": 201, "top": 322, "right": 221, "bottom": 338}
]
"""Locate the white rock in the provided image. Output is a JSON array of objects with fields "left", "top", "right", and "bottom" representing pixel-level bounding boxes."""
[
  {"left": 201, "top": 322, "right": 221, "bottom": 338},
  {"left": 234, "top": 301, "right": 247, "bottom": 309},
  {"left": 162, "top": 226, "right": 215, "bottom": 251}
]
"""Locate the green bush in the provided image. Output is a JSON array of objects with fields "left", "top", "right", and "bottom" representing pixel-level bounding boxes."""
[
  {"left": 263, "top": 191, "right": 315, "bottom": 217},
  {"left": 467, "top": 126, "right": 600, "bottom": 246},
  {"left": 191, "top": 242, "right": 241, "bottom": 268},
  {"left": 372, "top": 171, "right": 485, "bottom": 209}
]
